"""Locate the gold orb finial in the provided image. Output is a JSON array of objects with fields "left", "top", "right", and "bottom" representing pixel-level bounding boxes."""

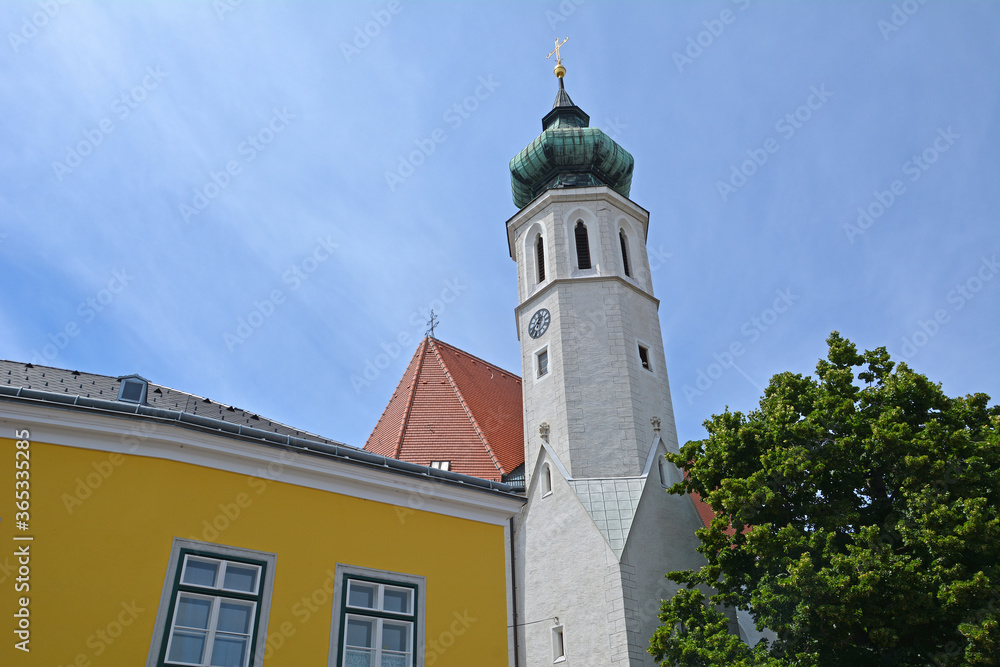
[{"left": 547, "top": 37, "right": 569, "bottom": 79}]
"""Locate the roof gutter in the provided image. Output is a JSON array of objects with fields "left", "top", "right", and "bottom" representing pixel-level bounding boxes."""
[{"left": 0, "top": 385, "right": 519, "bottom": 498}]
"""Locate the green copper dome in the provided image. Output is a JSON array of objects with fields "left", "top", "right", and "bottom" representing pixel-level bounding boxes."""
[{"left": 509, "top": 80, "right": 634, "bottom": 209}]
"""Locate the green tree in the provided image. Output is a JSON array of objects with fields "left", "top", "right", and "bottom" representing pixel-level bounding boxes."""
[{"left": 651, "top": 333, "right": 1000, "bottom": 666}]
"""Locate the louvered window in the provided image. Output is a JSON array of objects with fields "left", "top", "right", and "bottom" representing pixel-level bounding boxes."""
[
  {"left": 574, "top": 222, "right": 591, "bottom": 270},
  {"left": 536, "top": 234, "right": 545, "bottom": 282},
  {"left": 619, "top": 230, "right": 630, "bottom": 277}
]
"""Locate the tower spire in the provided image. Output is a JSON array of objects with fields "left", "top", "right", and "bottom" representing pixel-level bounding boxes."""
[
  {"left": 546, "top": 37, "right": 568, "bottom": 79},
  {"left": 507, "top": 39, "right": 634, "bottom": 209}
]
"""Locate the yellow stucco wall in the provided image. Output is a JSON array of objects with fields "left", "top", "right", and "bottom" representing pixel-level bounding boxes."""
[{"left": 0, "top": 436, "right": 509, "bottom": 667}]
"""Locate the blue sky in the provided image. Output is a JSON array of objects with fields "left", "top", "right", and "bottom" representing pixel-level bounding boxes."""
[{"left": 1, "top": 1, "right": 997, "bottom": 450}]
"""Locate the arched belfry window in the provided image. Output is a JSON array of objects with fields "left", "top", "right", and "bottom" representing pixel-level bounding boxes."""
[
  {"left": 619, "top": 229, "right": 631, "bottom": 277},
  {"left": 536, "top": 234, "right": 545, "bottom": 282},
  {"left": 574, "top": 221, "right": 592, "bottom": 270}
]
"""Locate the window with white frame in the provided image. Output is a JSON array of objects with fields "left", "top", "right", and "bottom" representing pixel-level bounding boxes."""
[
  {"left": 536, "top": 348, "right": 549, "bottom": 379},
  {"left": 331, "top": 566, "right": 425, "bottom": 667},
  {"left": 429, "top": 461, "right": 450, "bottom": 471},
  {"left": 542, "top": 464, "right": 553, "bottom": 497},
  {"left": 147, "top": 540, "right": 276, "bottom": 667},
  {"left": 552, "top": 624, "right": 565, "bottom": 662}
]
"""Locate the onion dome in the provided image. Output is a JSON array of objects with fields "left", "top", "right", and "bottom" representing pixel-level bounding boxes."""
[{"left": 509, "top": 76, "right": 635, "bottom": 210}]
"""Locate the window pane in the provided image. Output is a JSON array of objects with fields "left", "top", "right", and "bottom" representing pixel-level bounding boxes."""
[
  {"left": 382, "top": 588, "right": 412, "bottom": 614},
  {"left": 348, "top": 582, "right": 377, "bottom": 609},
  {"left": 217, "top": 600, "right": 253, "bottom": 634},
  {"left": 345, "top": 649, "right": 374, "bottom": 667},
  {"left": 168, "top": 629, "right": 207, "bottom": 663},
  {"left": 175, "top": 594, "right": 212, "bottom": 629},
  {"left": 223, "top": 564, "right": 259, "bottom": 593},
  {"left": 381, "top": 654, "right": 410, "bottom": 667},
  {"left": 210, "top": 634, "right": 249, "bottom": 667},
  {"left": 120, "top": 380, "right": 144, "bottom": 402},
  {"left": 381, "top": 621, "right": 411, "bottom": 652},
  {"left": 183, "top": 558, "right": 219, "bottom": 588},
  {"left": 346, "top": 617, "right": 375, "bottom": 648}
]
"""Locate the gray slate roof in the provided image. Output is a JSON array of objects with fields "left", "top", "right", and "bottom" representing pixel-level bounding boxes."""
[
  {"left": 0, "top": 359, "right": 343, "bottom": 446},
  {"left": 0, "top": 359, "right": 519, "bottom": 497}
]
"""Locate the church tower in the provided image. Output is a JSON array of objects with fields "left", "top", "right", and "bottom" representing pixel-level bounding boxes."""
[{"left": 507, "top": 44, "right": 709, "bottom": 665}]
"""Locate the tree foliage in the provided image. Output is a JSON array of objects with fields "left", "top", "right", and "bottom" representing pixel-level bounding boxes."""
[{"left": 651, "top": 333, "right": 1000, "bottom": 666}]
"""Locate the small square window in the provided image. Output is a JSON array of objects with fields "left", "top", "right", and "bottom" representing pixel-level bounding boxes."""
[
  {"left": 537, "top": 350, "right": 548, "bottom": 378},
  {"left": 347, "top": 581, "right": 378, "bottom": 609},
  {"left": 118, "top": 377, "right": 147, "bottom": 403},
  {"left": 638, "top": 345, "right": 651, "bottom": 371},
  {"left": 429, "top": 461, "right": 450, "bottom": 471}
]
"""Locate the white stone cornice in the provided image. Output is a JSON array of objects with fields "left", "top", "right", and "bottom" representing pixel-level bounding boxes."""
[
  {"left": 0, "top": 400, "right": 524, "bottom": 525},
  {"left": 514, "top": 274, "right": 660, "bottom": 327}
]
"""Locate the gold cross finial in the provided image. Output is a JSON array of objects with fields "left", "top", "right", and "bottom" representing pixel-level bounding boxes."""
[{"left": 547, "top": 37, "right": 568, "bottom": 78}]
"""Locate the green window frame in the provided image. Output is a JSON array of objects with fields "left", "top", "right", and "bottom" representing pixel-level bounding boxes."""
[
  {"left": 147, "top": 540, "right": 276, "bottom": 667},
  {"left": 331, "top": 566, "right": 425, "bottom": 667}
]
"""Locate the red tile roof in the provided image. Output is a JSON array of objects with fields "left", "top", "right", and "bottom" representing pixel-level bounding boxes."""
[
  {"left": 689, "top": 488, "right": 718, "bottom": 530},
  {"left": 684, "top": 471, "right": 732, "bottom": 534},
  {"left": 364, "top": 338, "right": 524, "bottom": 482}
]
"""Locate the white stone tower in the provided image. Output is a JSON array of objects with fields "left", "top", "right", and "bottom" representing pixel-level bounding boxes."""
[{"left": 507, "top": 53, "right": 709, "bottom": 666}]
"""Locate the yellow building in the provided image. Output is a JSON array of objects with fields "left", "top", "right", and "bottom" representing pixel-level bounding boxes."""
[{"left": 0, "top": 363, "right": 522, "bottom": 667}]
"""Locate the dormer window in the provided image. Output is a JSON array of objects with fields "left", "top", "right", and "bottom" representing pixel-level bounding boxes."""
[
  {"left": 117, "top": 375, "right": 148, "bottom": 404},
  {"left": 429, "top": 461, "right": 450, "bottom": 471},
  {"left": 574, "top": 221, "right": 591, "bottom": 270}
]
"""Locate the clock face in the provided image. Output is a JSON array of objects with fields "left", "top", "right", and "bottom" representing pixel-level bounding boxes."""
[{"left": 528, "top": 308, "right": 551, "bottom": 339}]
